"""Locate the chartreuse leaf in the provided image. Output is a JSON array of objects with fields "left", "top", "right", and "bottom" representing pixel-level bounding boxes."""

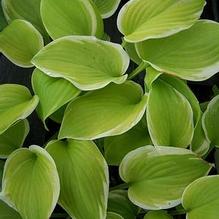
[
  {"left": 0, "top": 1, "right": 7, "bottom": 31},
  {"left": 144, "top": 210, "right": 173, "bottom": 219},
  {"left": 0, "top": 84, "right": 38, "bottom": 135},
  {"left": 182, "top": 175, "right": 219, "bottom": 219},
  {"left": 59, "top": 81, "right": 148, "bottom": 140},
  {"left": 144, "top": 67, "right": 162, "bottom": 90},
  {"left": 117, "top": 0, "right": 205, "bottom": 43},
  {"left": 202, "top": 95, "right": 219, "bottom": 147},
  {"left": 123, "top": 42, "right": 141, "bottom": 65},
  {"left": 46, "top": 139, "right": 109, "bottom": 219},
  {"left": 32, "top": 36, "right": 129, "bottom": 91},
  {"left": 2, "top": 0, "right": 47, "bottom": 37},
  {"left": 92, "top": 0, "right": 121, "bottom": 18},
  {"left": 32, "top": 69, "right": 80, "bottom": 128},
  {"left": 0, "top": 119, "right": 29, "bottom": 159},
  {"left": 136, "top": 20, "right": 219, "bottom": 81},
  {"left": 191, "top": 113, "right": 210, "bottom": 156},
  {"left": 104, "top": 119, "right": 152, "bottom": 165},
  {"left": 108, "top": 190, "right": 138, "bottom": 219},
  {"left": 119, "top": 146, "right": 211, "bottom": 210},
  {"left": 147, "top": 79, "right": 194, "bottom": 147},
  {"left": 49, "top": 104, "right": 67, "bottom": 124},
  {"left": 107, "top": 212, "right": 124, "bottom": 219},
  {"left": 0, "top": 146, "right": 60, "bottom": 219},
  {"left": 41, "top": 0, "right": 103, "bottom": 40},
  {"left": 0, "top": 200, "right": 22, "bottom": 219},
  {"left": 0, "top": 19, "right": 43, "bottom": 67}
]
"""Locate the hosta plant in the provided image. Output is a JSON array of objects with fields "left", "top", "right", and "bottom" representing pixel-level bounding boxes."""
[{"left": 0, "top": 0, "right": 219, "bottom": 219}]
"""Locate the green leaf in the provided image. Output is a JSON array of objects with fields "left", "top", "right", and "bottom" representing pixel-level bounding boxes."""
[
  {"left": 123, "top": 42, "right": 141, "bottom": 65},
  {"left": 107, "top": 212, "right": 124, "bottom": 219},
  {"left": 0, "top": 159, "right": 4, "bottom": 189},
  {"left": 0, "top": 200, "right": 21, "bottom": 219},
  {"left": 144, "top": 67, "right": 162, "bottom": 91},
  {"left": 108, "top": 190, "right": 138, "bottom": 219},
  {"left": 0, "top": 119, "right": 29, "bottom": 159},
  {"left": 144, "top": 210, "right": 173, "bottom": 219},
  {"left": 49, "top": 104, "right": 66, "bottom": 124},
  {"left": 0, "top": 146, "right": 60, "bottom": 219},
  {"left": 0, "top": 19, "right": 44, "bottom": 67},
  {"left": 92, "top": 0, "right": 121, "bottom": 18},
  {"left": 182, "top": 175, "right": 219, "bottom": 219},
  {"left": 0, "top": 84, "right": 39, "bottom": 135},
  {"left": 2, "top": 0, "right": 48, "bottom": 38},
  {"left": 119, "top": 146, "right": 211, "bottom": 210},
  {"left": 147, "top": 79, "right": 194, "bottom": 147},
  {"left": 46, "top": 139, "right": 109, "bottom": 219},
  {"left": 0, "top": 1, "right": 7, "bottom": 31},
  {"left": 136, "top": 20, "right": 219, "bottom": 81},
  {"left": 104, "top": 119, "right": 152, "bottom": 165},
  {"left": 59, "top": 81, "right": 148, "bottom": 140},
  {"left": 32, "top": 36, "right": 129, "bottom": 91},
  {"left": 32, "top": 69, "right": 80, "bottom": 128},
  {"left": 191, "top": 113, "right": 210, "bottom": 156},
  {"left": 41, "top": 0, "right": 104, "bottom": 40},
  {"left": 202, "top": 95, "right": 219, "bottom": 147},
  {"left": 117, "top": 0, "right": 205, "bottom": 42},
  {"left": 160, "top": 75, "right": 201, "bottom": 125}
]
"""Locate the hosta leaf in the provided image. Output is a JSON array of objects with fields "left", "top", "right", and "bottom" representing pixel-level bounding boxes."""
[
  {"left": 191, "top": 114, "right": 210, "bottom": 156},
  {"left": 182, "top": 176, "right": 219, "bottom": 219},
  {"left": 32, "top": 36, "right": 129, "bottom": 91},
  {"left": 0, "top": 200, "right": 21, "bottom": 219},
  {"left": 2, "top": 0, "right": 47, "bottom": 38},
  {"left": 117, "top": 0, "right": 205, "bottom": 42},
  {"left": 144, "top": 67, "right": 162, "bottom": 91},
  {"left": 46, "top": 139, "right": 109, "bottom": 219},
  {"left": 202, "top": 95, "right": 219, "bottom": 147},
  {"left": 107, "top": 212, "right": 124, "bottom": 219},
  {"left": 0, "top": 146, "right": 60, "bottom": 219},
  {"left": 49, "top": 104, "right": 66, "bottom": 124},
  {"left": 59, "top": 81, "right": 148, "bottom": 140},
  {"left": 144, "top": 210, "right": 173, "bottom": 219},
  {"left": 0, "top": 2, "right": 7, "bottom": 31},
  {"left": 136, "top": 20, "right": 219, "bottom": 81},
  {"left": 0, "top": 84, "right": 39, "bottom": 135},
  {"left": 92, "top": 0, "right": 121, "bottom": 18},
  {"left": 119, "top": 146, "right": 211, "bottom": 210},
  {"left": 160, "top": 75, "right": 201, "bottom": 125},
  {"left": 41, "top": 0, "right": 104, "bottom": 40},
  {"left": 104, "top": 119, "right": 151, "bottom": 165},
  {"left": 123, "top": 42, "right": 141, "bottom": 65},
  {"left": 0, "top": 119, "right": 29, "bottom": 159},
  {"left": 147, "top": 79, "right": 194, "bottom": 147},
  {"left": 108, "top": 190, "right": 138, "bottom": 219},
  {"left": 0, "top": 160, "right": 4, "bottom": 189},
  {"left": 0, "top": 19, "right": 43, "bottom": 67},
  {"left": 32, "top": 69, "right": 80, "bottom": 128}
]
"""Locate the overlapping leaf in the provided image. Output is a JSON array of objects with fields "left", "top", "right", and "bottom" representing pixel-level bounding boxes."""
[
  {"left": 117, "top": 0, "right": 205, "bottom": 42},
  {"left": 93, "top": 0, "right": 121, "bottom": 18},
  {"left": 46, "top": 139, "right": 109, "bottom": 219},
  {"left": 107, "top": 212, "right": 124, "bottom": 219},
  {"left": 144, "top": 210, "right": 173, "bottom": 219},
  {"left": 202, "top": 95, "right": 219, "bottom": 147},
  {"left": 147, "top": 79, "right": 194, "bottom": 147},
  {"left": 182, "top": 176, "right": 219, "bottom": 219},
  {"left": 119, "top": 146, "right": 211, "bottom": 210},
  {"left": 136, "top": 20, "right": 219, "bottom": 81},
  {"left": 32, "top": 69, "right": 80, "bottom": 128},
  {"left": 0, "top": 200, "right": 22, "bottom": 219},
  {"left": 104, "top": 119, "right": 151, "bottom": 165},
  {"left": 41, "top": 0, "right": 104, "bottom": 39},
  {"left": 0, "top": 19, "right": 43, "bottom": 67},
  {"left": 123, "top": 42, "right": 141, "bottom": 65},
  {"left": 0, "top": 84, "right": 38, "bottom": 135},
  {"left": 0, "top": 146, "right": 60, "bottom": 219},
  {"left": 0, "top": 119, "right": 29, "bottom": 159},
  {"left": 32, "top": 36, "right": 129, "bottom": 91},
  {"left": 2, "top": 0, "right": 48, "bottom": 38},
  {"left": 59, "top": 81, "right": 148, "bottom": 140},
  {"left": 108, "top": 190, "right": 138, "bottom": 219}
]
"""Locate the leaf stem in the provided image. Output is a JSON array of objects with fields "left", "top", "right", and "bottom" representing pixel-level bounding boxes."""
[
  {"left": 128, "top": 62, "right": 149, "bottom": 79},
  {"left": 110, "top": 183, "right": 128, "bottom": 191}
]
